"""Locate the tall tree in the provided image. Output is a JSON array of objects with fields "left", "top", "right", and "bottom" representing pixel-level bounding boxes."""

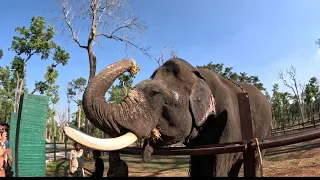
[
  {"left": 155, "top": 44, "right": 179, "bottom": 66},
  {"left": 278, "top": 66, "right": 305, "bottom": 126},
  {"left": 67, "top": 77, "right": 87, "bottom": 129},
  {"left": 9, "top": 16, "right": 69, "bottom": 112},
  {"left": 56, "top": 106, "right": 69, "bottom": 141},
  {"left": 58, "top": 0, "right": 150, "bottom": 80},
  {"left": 304, "top": 77, "right": 319, "bottom": 122},
  {"left": 46, "top": 85, "right": 60, "bottom": 139},
  {"left": 0, "top": 66, "right": 15, "bottom": 122},
  {"left": 197, "top": 62, "right": 266, "bottom": 91},
  {"left": 0, "top": 49, "right": 3, "bottom": 59},
  {"left": 58, "top": 0, "right": 150, "bottom": 135}
]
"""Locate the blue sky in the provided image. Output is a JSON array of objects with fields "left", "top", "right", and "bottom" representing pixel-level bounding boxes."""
[{"left": 1, "top": 0, "right": 320, "bottom": 116}]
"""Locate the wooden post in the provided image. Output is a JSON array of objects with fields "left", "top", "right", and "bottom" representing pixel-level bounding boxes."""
[{"left": 237, "top": 92, "right": 256, "bottom": 177}]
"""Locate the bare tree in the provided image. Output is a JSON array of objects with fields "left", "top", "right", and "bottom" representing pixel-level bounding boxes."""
[
  {"left": 57, "top": 0, "right": 150, "bottom": 80},
  {"left": 56, "top": 106, "right": 69, "bottom": 141},
  {"left": 278, "top": 66, "right": 305, "bottom": 127},
  {"left": 56, "top": 0, "right": 150, "bottom": 137},
  {"left": 155, "top": 44, "right": 179, "bottom": 66}
]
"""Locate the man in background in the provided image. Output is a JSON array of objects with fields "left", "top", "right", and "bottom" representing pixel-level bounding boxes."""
[{"left": 91, "top": 150, "right": 104, "bottom": 177}]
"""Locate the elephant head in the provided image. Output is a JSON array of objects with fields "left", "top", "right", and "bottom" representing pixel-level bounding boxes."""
[{"left": 64, "top": 58, "right": 217, "bottom": 159}]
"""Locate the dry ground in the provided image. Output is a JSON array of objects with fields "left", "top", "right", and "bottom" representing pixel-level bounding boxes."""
[{"left": 47, "top": 138, "right": 320, "bottom": 177}]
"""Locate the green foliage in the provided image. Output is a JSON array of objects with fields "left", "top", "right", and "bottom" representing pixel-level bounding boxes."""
[
  {"left": 108, "top": 73, "right": 135, "bottom": 104},
  {"left": 67, "top": 77, "right": 87, "bottom": 105},
  {"left": 11, "top": 56, "right": 24, "bottom": 78},
  {"left": 67, "top": 77, "right": 87, "bottom": 130},
  {"left": 10, "top": 16, "right": 56, "bottom": 60},
  {"left": 198, "top": 62, "right": 320, "bottom": 127},
  {"left": 271, "top": 76, "right": 320, "bottom": 126},
  {"left": 71, "top": 107, "right": 86, "bottom": 126},
  {"left": 197, "top": 62, "right": 266, "bottom": 91},
  {"left": 8, "top": 16, "right": 70, "bottom": 114},
  {"left": 0, "top": 49, "right": 3, "bottom": 59},
  {"left": 0, "top": 66, "right": 15, "bottom": 122}
]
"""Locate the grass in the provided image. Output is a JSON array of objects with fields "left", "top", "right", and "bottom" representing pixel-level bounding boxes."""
[{"left": 46, "top": 139, "right": 320, "bottom": 177}]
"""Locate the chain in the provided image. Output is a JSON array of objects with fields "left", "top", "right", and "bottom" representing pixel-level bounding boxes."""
[{"left": 226, "top": 77, "right": 246, "bottom": 93}]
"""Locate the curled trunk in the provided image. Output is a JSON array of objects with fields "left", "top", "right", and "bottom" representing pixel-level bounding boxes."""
[{"left": 82, "top": 59, "right": 153, "bottom": 138}]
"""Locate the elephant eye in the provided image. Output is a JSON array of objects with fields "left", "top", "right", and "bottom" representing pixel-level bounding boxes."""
[{"left": 149, "top": 90, "right": 161, "bottom": 97}]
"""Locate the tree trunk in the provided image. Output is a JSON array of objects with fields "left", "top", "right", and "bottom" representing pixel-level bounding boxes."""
[
  {"left": 13, "top": 76, "right": 20, "bottom": 113},
  {"left": 78, "top": 105, "right": 81, "bottom": 129}
]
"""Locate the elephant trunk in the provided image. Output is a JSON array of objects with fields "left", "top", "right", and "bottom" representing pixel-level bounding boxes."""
[{"left": 64, "top": 59, "right": 154, "bottom": 151}]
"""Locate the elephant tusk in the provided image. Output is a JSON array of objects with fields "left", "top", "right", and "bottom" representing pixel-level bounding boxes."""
[{"left": 63, "top": 126, "right": 138, "bottom": 151}]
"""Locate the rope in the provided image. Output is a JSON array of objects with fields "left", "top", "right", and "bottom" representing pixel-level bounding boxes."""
[{"left": 254, "top": 138, "right": 264, "bottom": 177}]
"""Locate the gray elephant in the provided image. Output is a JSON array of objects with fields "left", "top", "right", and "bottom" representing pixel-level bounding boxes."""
[{"left": 64, "top": 58, "right": 272, "bottom": 177}]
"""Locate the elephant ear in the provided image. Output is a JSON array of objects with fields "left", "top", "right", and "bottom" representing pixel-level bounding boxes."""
[{"left": 189, "top": 71, "right": 217, "bottom": 127}]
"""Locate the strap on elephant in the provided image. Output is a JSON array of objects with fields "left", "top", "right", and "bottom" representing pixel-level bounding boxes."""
[{"left": 225, "top": 77, "right": 246, "bottom": 93}]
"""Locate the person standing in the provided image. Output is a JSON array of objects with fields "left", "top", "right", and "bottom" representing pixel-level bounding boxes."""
[
  {"left": 69, "top": 142, "right": 84, "bottom": 177},
  {"left": 107, "top": 151, "right": 128, "bottom": 177},
  {"left": 91, "top": 150, "right": 104, "bottom": 177}
]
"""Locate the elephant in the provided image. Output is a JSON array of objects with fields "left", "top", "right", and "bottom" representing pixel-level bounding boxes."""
[{"left": 63, "top": 58, "right": 272, "bottom": 177}]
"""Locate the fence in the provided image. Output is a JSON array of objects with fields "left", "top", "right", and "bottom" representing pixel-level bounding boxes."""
[
  {"left": 271, "top": 119, "right": 320, "bottom": 135},
  {"left": 46, "top": 137, "right": 70, "bottom": 162}
]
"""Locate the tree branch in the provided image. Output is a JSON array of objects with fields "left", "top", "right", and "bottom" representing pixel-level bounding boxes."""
[
  {"left": 62, "top": 0, "right": 87, "bottom": 49},
  {"left": 278, "top": 69, "right": 297, "bottom": 97},
  {"left": 96, "top": 33, "right": 150, "bottom": 58}
]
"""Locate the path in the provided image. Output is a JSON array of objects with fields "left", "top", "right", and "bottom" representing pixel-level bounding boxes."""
[{"left": 46, "top": 151, "right": 70, "bottom": 165}]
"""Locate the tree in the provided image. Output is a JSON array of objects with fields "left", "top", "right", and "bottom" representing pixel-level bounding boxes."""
[
  {"left": 58, "top": 0, "right": 150, "bottom": 136},
  {"left": 58, "top": 0, "right": 150, "bottom": 80},
  {"left": 0, "top": 66, "right": 15, "bottom": 122},
  {"left": 9, "top": 16, "right": 70, "bottom": 112},
  {"left": 155, "top": 44, "right": 179, "bottom": 66},
  {"left": 271, "top": 83, "right": 281, "bottom": 127},
  {"left": 67, "top": 77, "right": 87, "bottom": 129},
  {"left": 278, "top": 66, "right": 305, "bottom": 126},
  {"left": 304, "top": 77, "right": 319, "bottom": 123},
  {"left": 108, "top": 73, "right": 134, "bottom": 103},
  {"left": 0, "top": 49, "right": 3, "bottom": 59},
  {"left": 46, "top": 85, "right": 60, "bottom": 139},
  {"left": 31, "top": 47, "right": 69, "bottom": 94},
  {"left": 197, "top": 62, "right": 266, "bottom": 91},
  {"left": 56, "top": 106, "right": 69, "bottom": 141}
]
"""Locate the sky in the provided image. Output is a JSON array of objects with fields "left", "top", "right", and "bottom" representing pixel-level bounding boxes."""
[{"left": 1, "top": 0, "right": 320, "bottom": 116}]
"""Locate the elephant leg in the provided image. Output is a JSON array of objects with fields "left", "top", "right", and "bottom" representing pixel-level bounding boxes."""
[
  {"left": 228, "top": 157, "right": 243, "bottom": 177},
  {"left": 189, "top": 155, "right": 216, "bottom": 177},
  {"left": 227, "top": 149, "right": 266, "bottom": 177}
]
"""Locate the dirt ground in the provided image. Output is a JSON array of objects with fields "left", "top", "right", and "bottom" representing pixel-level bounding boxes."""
[{"left": 47, "top": 138, "right": 320, "bottom": 177}]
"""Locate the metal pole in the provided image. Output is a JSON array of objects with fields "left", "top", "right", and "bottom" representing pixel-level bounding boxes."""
[
  {"left": 54, "top": 136, "right": 57, "bottom": 162},
  {"left": 65, "top": 137, "right": 68, "bottom": 159},
  {"left": 237, "top": 92, "right": 256, "bottom": 177}
]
